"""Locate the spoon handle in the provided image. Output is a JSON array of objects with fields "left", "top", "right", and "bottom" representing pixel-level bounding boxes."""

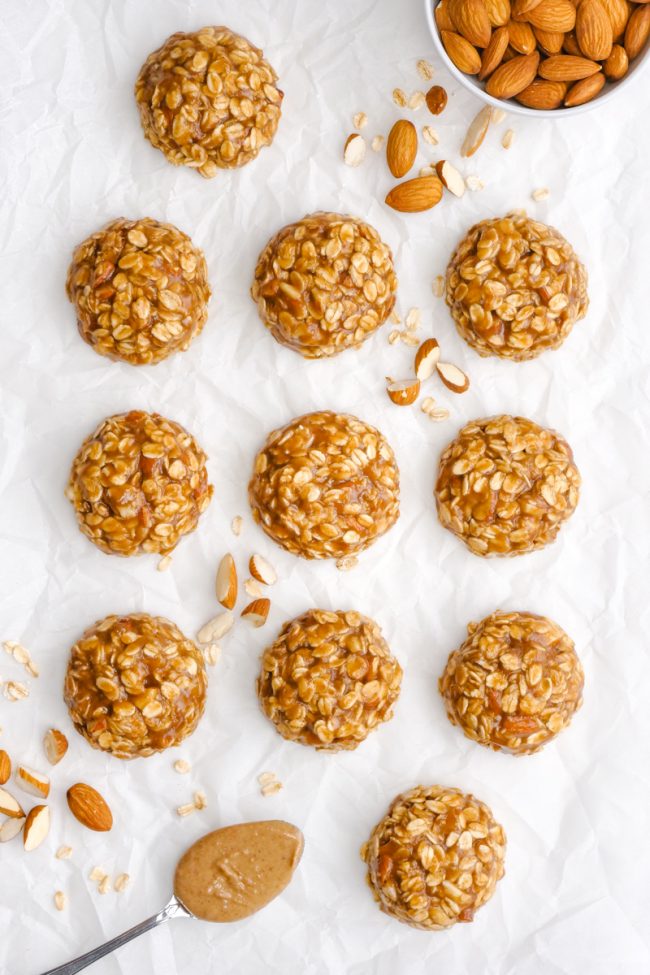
[{"left": 38, "top": 895, "right": 190, "bottom": 975}]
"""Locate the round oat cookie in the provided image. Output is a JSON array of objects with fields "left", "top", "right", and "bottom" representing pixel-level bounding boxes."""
[
  {"left": 66, "top": 410, "right": 213, "bottom": 557},
  {"left": 251, "top": 212, "right": 397, "bottom": 358},
  {"left": 440, "top": 610, "right": 584, "bottom": 755},
  {"left": 258, "top": 609, "right": 402, "bottom": 751},
  {"left": 435, "top": 414, "right": 580, "bottom": 557},
  {"left": 135, "top": 26, "right": 282, "bottom": 177},
  {"left": 445, "top": 211, "right": 588, "bottom": 361},
  {"left": 362, "top": 784, "right": 506, "bottom": 930},
  {"left": 66, "top": 217, "right": 210, "bottom": 366},
  {"left": 248, "top": 410, "right": 400, "bottom": 560},
  {"left": 64, "top": 613, "right": 207, "bottom": 759}
]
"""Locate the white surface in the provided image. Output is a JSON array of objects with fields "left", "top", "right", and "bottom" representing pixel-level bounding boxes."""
[{"left": 0, "top": 1, "right": 649, "bottom": 974}]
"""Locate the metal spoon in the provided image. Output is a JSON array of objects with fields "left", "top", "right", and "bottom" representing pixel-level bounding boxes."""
[{"left": 40, "top": 895, "right": 192, "bottom": 975}]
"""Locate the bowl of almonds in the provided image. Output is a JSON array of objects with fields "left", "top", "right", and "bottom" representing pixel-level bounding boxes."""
[{"left": 424, "top": 0, "right": 650, "bottom": 115}]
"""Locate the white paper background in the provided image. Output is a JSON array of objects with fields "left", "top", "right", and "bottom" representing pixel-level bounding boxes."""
[{"left": 1, "top": 0, "right": 649, "bottom": 972}]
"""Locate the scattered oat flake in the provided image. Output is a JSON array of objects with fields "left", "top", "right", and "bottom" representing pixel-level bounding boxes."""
[
  {"left": 177, "top": 802, "right": 196, "bottom": 817},
  {"left": 392, "top": 88, "right": 407, "bottom": 107},
  {"left": 400, "top": 332, "right": 419, "bottom": 347},
  {"left": 502, "top": 129, "right": 515, "bottom": 150},
  {"left": 491, "top": 107, "right": 507, "bottom": 124},
  {"left": 157, "top": 555, "right": 172, "bottom": 572},
  {"left": 193, "top": 791, "right": 208, "bottom": 810},
  {"left": 257, "top": 771, "right": 277, "bottom": 786},
  {"left": 26, "top": 660, "right": 39, "bottom": 678},
  {"left": 465, "top": 176, "right": 485, "bottom": 192},
  {"left": 371, "top": 135, "right": 385, "bottom": 152},
  {"left": 353, "top": 111, "right": 368, "bottom": 129},
  {"left": 390, "top": 310, "right": 401, "bottom": 325},
  {"left": 419, "top": 165, "right": 436, "bottom": 177},
  {"left": 98, "top": 876, "right": 112, "bottom": 895},
  {"left": 261, "top": 781, "right": 283, "bottom": 797},
  {"left": 173, "top": 759, "right": 191, "bottom": 774},
  {"left": 433, "top": 275, "right": 445, "bottom": 298},
  {"left": 422, "top": 125, "right": 439, "bottom": 146},
  {"left": 56, "top": 845, "right": 73, "bottom": 860},
  {"left": 4, "top": 681, "right": 28, "bottom": 701},
  {"left": 388, "top": 329, "right": 400, "bottom": 345},
  {"left": 336, "top": 554, "right": 359, "bottom": 572},
  {"left": 532, "top": 187, "right": 550, "bottom": 201},
  {"left": 54, "top": 891, "right": 66, "bottom": 912},
  {"left": 89, "top": 867, "right": 106, "bottom": 883},
  {"left": 204, "top": 643, "right": 221, "bottom": 666},
  {"left": 244, "top": 577, "right": 264, "bottom": 598},
  {"left": 417, "top": 59, "right": 435, "bottom": 81},
  {"left": 408, "top": 90, "right": 426, "bottom": 110},
  {"left": 231, "top": 516, "right": 243, "bottom": 536},
  {"left": 405, "top": 308, "right": 422, "bottom": 331},
  {"left": 114, "top": 873, "right": 130, "bottom": 893}
]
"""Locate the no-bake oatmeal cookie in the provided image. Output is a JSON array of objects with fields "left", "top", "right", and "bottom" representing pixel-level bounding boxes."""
[
  {"left": 66, "top": 410, "right": 213, "bottom": 557},
  {"left": 64, "top": 613, "right": 207, "bottom": 759},
  {"left": 135, "top": 26, "right": 282, "bottom": 176},
  {"left": 252, "top": 212, "right": 397, "bottom": 357},
  {"left": 446, "top": 212, "right": 588, "bottom": 361},
  {"left": 249, "top": 411, "right": 400, "bottom": 560},
  {"left": 435, "top": 415, "right": 580, "bottom": 557},
  {"left": 66, "top": 217, "right": 210, "bottom": 366},
  {"left": 440, "top": 610, "right": 584, "bottom": 755},
  {"left": 258, "top": 609, "right": 402, "bottom": 750},
  {"left": 362, "top": 785, "right": 506, "bottom": 930}
]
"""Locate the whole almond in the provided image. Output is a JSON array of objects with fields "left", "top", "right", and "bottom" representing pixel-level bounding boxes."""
[
  {"left": 515, "top": 78, "right": 568, "bottom": 107},
  {"left": 508, "top": 20, "right": 537, "bottom": 52},
  {"left": 564, "top": 72, "right": 606, "bottom": 104},
  {"left": 66, "top": 783, "right": 113, "bottom": 832},
  {"left": 0, "top": 750, "right": 10, "bottom": 785},
  {"left": 436, "top": 0, "right": 457, "bottom": 31},
  {"left": 603, "top": 42, "right": 629, "bottom": 76},
  {"left": 425, "top": 85, "right": 449, "bottom": 114},
  {"left": 479, "top": 25, "right": 510, "bottom": 75},
  {"left": 486, "top": 51, "right": 540, "bottom": 97},
  {"left": 528, "top": 0, "right": 577, "bottom": 31},
  {"left": 576, "top": 0, "right": 613, "bottom": 59},
  {"left": 485, "top": 0, "right": 511, "bottom": 25},
  {"left": 625, "top": 4, "right": 650, "bottom": 59},
  {"left": 539, "top": 53, "right": 603, "bottom": 77},
  {"left": 441, "top": 30, "right": 483, "bottom": 73},
  {"left": 386, "top": 120, "right": 418, "bottom": 178},
  {"left": 562, "top": 31, "right": 584, "bottom": 54},
  {"left": 600, "top": 0, "right": 631, "bottom": 39},
  {"left": 511, "top": 0, "right": 544, "bottom": 17},
  {"left": 534, "top": 27, "right": 565, "bottom": 51},
  {"left": 385, "top": 175, "right": 444, "bottom": 212},
  {"left": 448, "top": 0, "right": 493, "bottom": 46}
]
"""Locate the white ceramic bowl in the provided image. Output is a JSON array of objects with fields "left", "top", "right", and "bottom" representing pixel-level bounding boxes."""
[{"left": 423, "top": 0, "right": 650, "bottom": 118}]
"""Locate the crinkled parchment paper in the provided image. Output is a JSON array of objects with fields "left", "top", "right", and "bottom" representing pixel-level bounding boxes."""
[{"left": 1, "top": 1, "right": 650, "bottom": 973}]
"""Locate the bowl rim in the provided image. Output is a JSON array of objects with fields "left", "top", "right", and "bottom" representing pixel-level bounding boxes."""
[{"left": 423, "top": 0, "right": 650, "bottom": 119}]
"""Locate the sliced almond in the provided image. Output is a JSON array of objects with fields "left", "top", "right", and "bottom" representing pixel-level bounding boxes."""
[
  {"left": 343, "top": 133, "right": 366, "bottom": 167},
  {"left": 414, "top": 339, "right": 441, "bottom": 380},
  {"left": 244, "top": 577, "right": 264, "bottom": 598},
  {"left": 386, "top": 378, "right": 420, "bottom": 406},
  {"left": 249, "top": 554, "right": 278, "bottom": 586},
  {"left": 0, "top": 749, "right": 10, "bottom": 785},
  {"left": 16, "top": 765, "right": 50, "bottom": 799},
  {"left": 241, "top": 598, "right": 270, "bottom": 628},
  {"left": 197, "top": 611, "right": 234, "bottom": 645},
  {"left": 24, "top": 804, "right": 50, "bottom": 852},
  {"left": 0, "top": 786, "right": 24, "bottom": 818},
  {"left": 216, "top": 553, "right": 238, "bottom": 609},
  {"left": 44, "top": 728, "right": 69, "bottom": 766},
  {"left": 460, "top": 106, "right": 492, "bottom": 158},
  {"left": 436, "top": 160, "right": 466, "bottom": 197},
  {"left": 436, "top": 361, "right": 470, "bottom": 393},
  {"left": 0, "top": 815, "right": 25, "bottom": 843}
]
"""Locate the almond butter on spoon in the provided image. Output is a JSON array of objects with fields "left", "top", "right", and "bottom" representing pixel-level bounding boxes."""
[{"left": 39, "top": 821, "right": 304, "bottom": 974}]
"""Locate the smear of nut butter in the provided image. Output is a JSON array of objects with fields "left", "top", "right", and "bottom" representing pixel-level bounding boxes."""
[{"left": 173, "top": 820, "right": 304, "bottom": 922}]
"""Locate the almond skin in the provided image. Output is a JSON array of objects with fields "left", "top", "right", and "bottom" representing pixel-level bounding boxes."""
[
  {"left": 603, "top": 43, "right": 629, "bottom": 77},
  {"left": 485, "top": 0, "right": 511, "bottom": 26},
  {"left": 479, "top": 25, "right": 510, "bottom": 76},
  {"left": 527, "top": 0, "right": 577, "bottom": 31},
  {"left": 625, "top": 5, "right": 650, "bottom": 60},
  {"left": 576, "top": 0, "right": 613, "bottom": 59},
  {"left": 534, "top": 27, "right": 565, "bottom": 51},
  {"left": 66, "top": 783, "right": 113, "bottom": 832},
  {"left": 448, "top": 0, "right": 493, "bottom": 46},
  {"left": 486, "top": 51, "right": 540, "bottom": 97},
  {"left": 0, "top": 750, "right": 10, "bottom": 785},
  {"left": 386, "top": 120, "right": 418, "bottom": 178},
  {"left": 441, "top": 30, "right": 483, "bottom": 73},
  {"left": 515, "top": 78, "right": 568, "bottom": 107},
  {"left": 564, "top": 72, "right": 606, "bottom": 104},
  {"left": 385, "top": 176, "right": 444, "bottom": 213},
  {"left": 436, "top": 0, "right": 457, "bottom": 31},
  {"left": 538, "top": 54, "right": 603, "bottom": 78},
  {"left": 508, "top": 20, "right": 537, "bottom": 53}
]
